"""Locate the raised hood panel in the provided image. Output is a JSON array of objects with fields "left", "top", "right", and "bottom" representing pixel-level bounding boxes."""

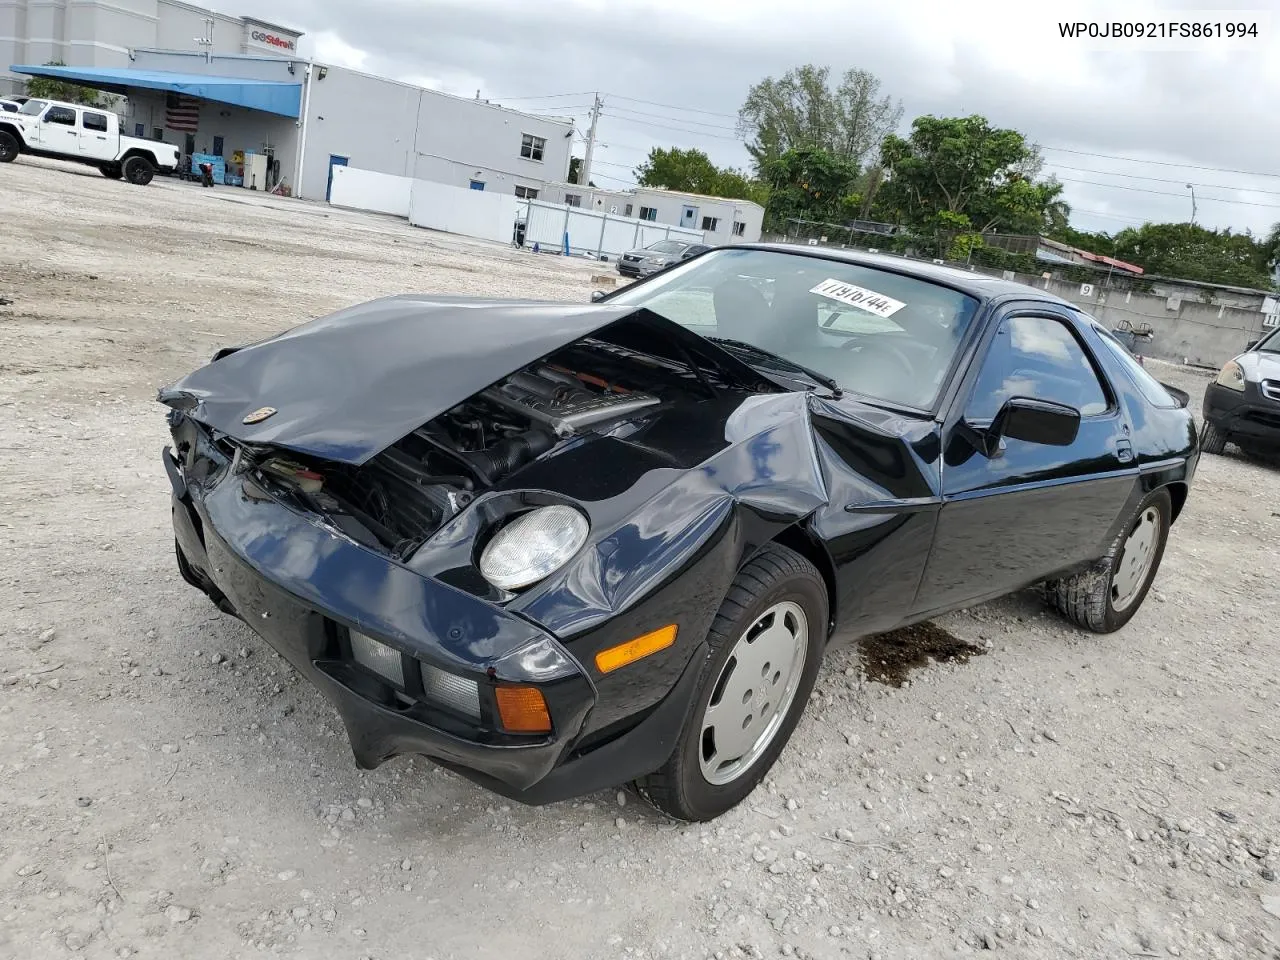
[{"left": 157, "top": 296, "right": 762, "bottom": 466}]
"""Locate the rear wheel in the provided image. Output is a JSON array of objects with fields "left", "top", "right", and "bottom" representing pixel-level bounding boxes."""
[
  {"left": 1045, "top": 488, "right": 1172, "bottom": 633},
  {"left": 0, "top": 131, "right": 19, "bottom": 163},
  {"left": 636, "top": 543, "right": 828, "bottom": 822},
  {"left": 100, "top": 163, "right": 122, "bottom": 179},
  {"left": 123, "top": 155, "right": 155, "bottom": 186},
  {"left": 1200, "top": 419, "right": 1227, "bottom": 455}
]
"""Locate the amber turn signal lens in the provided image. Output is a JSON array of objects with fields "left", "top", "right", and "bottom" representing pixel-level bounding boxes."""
[
  {"left": 594, "top": 624, "right": 678, "bottom": 675},
  {"left": 494, "top": 685, "right": 552, "bottom": 734}
]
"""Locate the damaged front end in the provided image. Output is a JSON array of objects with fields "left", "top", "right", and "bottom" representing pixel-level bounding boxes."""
[{"left": 158, "top": 296, "right": 828, "bottom": 800}]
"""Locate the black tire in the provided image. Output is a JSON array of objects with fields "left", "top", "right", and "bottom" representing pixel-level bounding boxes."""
[
  {"left": 100, "top": 164, "right": 122, "bottom": 179},
  {"left": 1044, "top": 488, "right": 1172, "bottom": 634},
  {"left": 122, "top": 155, "right": 154, "bottom": 186},
  {"left": 635, "top": 543, "right": 828, "bottom": 821},
  {"left": 1200, "top": 419, "right": 1227, "bottom": 455},
  {"left": 0, "top": 130, "right": 19, "bottom": 163}
]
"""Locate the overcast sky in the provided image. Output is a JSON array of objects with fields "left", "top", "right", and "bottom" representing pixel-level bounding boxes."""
[{"left": 235, "top": 0, "right": 1278, "bottom": 238}]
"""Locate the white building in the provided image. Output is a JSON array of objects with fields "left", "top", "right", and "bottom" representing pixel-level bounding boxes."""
[
  {"left": 8, "top": 42, "right": 574, "bottom": 203},
  {"left": 1, "top": 1, "right": 302, "bottom": 96},
  {"left": 538, "top": 183, "right": 764, "bottom": 244}
]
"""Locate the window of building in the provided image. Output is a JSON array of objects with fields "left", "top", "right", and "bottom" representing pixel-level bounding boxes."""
[
  {"left": 733, "top": 222, "right": 746, "bottom": 236},
  {"left": 45, "top": 106, "right": 76, "bottom": 126},
  {"left": 81, "top": 111, "right": 108, "bottom": 133},
  {"left": 514, "top": 185, "right": 539, "bottom": 200},
  {"left": 564, "top": 193, "right": 582, "bottom": 208},
  {"left": 701, "top": 216, "right": 720, "bottom": 232},
  {"left": 624, "top": 203, "right": 634, "bottom": 217},
  {"left": 134, "top": 122, "right": 145, "bottom": 137},
  {"left": 638, "top": 206, "right": 658, "bottom": 222},
  {"left": 967, "top": 315, "right": 1110, "bottom": 422},
  {"left": 152, "top": 127, "right": 163, "bottom": 141},
  {"left": 520, "top": 133, "right": 546, "bottom": 162},
  {"left": 470, "top": 180, "right": 485, "bottom": 191},
  {"left": 212, "top": 135, "right": 224, "bottom": 157}
]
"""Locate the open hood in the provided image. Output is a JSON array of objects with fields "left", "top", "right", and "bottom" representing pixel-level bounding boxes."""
[{"left": 158, "top": 295, "right": 764, "bottom": 466}]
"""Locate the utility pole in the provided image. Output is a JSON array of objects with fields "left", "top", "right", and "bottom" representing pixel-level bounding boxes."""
[
  {"left": 195, "top": 17, "right": 214, "bottom": 63},
  {"left": 579, "top": 93, "right": 602, "bottom": 188}
]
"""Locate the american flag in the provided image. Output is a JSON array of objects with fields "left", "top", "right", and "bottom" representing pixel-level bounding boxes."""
[{"left": 165, "top": 93, "right": 200, "bottom": 132}]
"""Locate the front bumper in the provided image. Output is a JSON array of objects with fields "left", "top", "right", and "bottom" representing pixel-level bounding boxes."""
[
  {"left": 163, "top": 445, "right": 701, "bottom": 804},
  {"left": 1203, "top": 381, "right": 1280, "bottom": 449}
]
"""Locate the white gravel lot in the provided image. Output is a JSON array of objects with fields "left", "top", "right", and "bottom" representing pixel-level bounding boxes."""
[{"left": 2, "top": 156, "right": 1279, "bottom": 960}]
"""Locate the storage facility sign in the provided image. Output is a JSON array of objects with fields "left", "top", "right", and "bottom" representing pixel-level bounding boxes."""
[{"left": 245, "top": 28, "right": 298, "bottom": 52}]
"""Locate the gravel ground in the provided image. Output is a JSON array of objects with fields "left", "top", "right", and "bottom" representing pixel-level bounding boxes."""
[{"left": 2, "top": 156, "right": 1279, "bottom": 960}]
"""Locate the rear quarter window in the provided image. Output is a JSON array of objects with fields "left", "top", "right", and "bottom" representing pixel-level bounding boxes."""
[{"left": 1091, "top": 324, "right": 1179, "bottom": 408}]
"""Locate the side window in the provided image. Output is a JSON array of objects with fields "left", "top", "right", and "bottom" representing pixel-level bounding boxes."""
[
  {"left": 967, "top": 315, "right": 1110, "bottom": 422},
  {"left": 1091, "top": 325, "right": 1178, "bottom": 408},
  {"left": 45, "top": 106, "right": 76, "bottom": 126},
  {"left": 82, "top": 111, "right": 108, "bottom": 132}
]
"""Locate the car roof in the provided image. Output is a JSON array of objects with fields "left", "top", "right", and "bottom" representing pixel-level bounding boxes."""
[{"left": 732, "top": 242, "right": 1077, "bottom": 308}]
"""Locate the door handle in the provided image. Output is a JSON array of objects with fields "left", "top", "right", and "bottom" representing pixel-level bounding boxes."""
[{"left": 1116, "top": 439, "right": 1134, "bottom": 463}]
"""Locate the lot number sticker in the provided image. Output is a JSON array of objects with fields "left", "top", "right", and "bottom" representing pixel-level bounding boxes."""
[{"left": 810, "top": 279, "right": 906, "bottom": 319}]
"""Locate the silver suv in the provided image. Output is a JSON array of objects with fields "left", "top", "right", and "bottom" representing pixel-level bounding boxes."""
[{"left": 617, "top": 239, "right": 710, "bottom": 279}]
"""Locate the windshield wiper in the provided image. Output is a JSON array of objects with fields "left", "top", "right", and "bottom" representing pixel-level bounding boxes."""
[{"left": 708, "top": 338, "right": 843, "bottom": 398}]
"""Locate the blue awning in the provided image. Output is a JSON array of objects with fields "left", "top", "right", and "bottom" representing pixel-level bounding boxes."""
[{"left": 9, "top": 64, "right": 301, "bottom": 118}]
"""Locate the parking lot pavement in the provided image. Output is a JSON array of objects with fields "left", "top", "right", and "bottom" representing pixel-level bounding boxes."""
[{"left": 2, "top": 157, "right": 1278, "bottom": 960}]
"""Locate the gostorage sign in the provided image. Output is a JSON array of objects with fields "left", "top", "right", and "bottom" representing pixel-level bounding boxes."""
[{"left": 248, "top": 29, "right": 297, "bottom": 51}]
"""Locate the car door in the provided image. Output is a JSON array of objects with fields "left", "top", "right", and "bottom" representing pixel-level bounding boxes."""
[
  {"left": 40, "top": 105, "right": 80, "bottom": 153},
  {"left": 78, "top": 109, "right": 114, "bottom": 161},
  {"left": 912, "top": 307, "right": 1138, "bottom": 616}
]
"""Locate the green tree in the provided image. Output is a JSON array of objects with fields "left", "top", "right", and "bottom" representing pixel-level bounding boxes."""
[
  {"left": 877, "top": 115, "right": 1062, "bottom": 253},
  {"left": 759, "top": 146, "right": 861, "bottom": 230},
  {"left": 1262, "top": 222, "right": 1280, "bottom": 279},
  {"left": 1110, "top": 223, "right": 1273, "bottom": 288},
  {"left": 634, "top": 146, "right": 768, "bottom": 205},
  {"left": 737, "top": 64, "right": 901, "bottom": 173},
  {"left": 23, "top": 62, "right": 103, "bottom": 106},
  {"left": 567, "top": 157, "right": 596, "bottom": 187}
]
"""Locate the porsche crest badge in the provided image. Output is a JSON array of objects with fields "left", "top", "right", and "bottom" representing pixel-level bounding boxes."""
[{"left": 242, "top": 406, "right": 278, "bottom": 425}]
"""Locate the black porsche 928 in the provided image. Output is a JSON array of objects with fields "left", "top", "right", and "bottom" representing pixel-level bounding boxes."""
[{"left": 159, "top": 245, "right": 1198, "bottom": 821}]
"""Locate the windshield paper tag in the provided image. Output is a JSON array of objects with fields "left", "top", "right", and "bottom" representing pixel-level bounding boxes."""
[{"left": 810, "top": 279, "right": 906, "bottom": 319}]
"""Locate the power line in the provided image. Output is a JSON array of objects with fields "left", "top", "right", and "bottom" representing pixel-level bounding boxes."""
[
  {"left": 1054, "top": 175, "right": 1280, "bottom": 208},
  {"left": 600, "top": 112, "right": 742, "bottom": 141},
  {"left": 605, "top": 104, "right": 738, "bottom": 132},
  {"left": 1042, "top": 145, "right": 1280, "bottom": 182},
  {"left": 485, "top": 91, "right": 596, "bottom": 102},
  {"left": 591, "top": 171, "right": 638, "bottom": 187},
  {"left": 607, "top": 92, "right": 739, "bottom": 120},
  {"left": 1045, "top": 162, "right": 1280, "bottom": 199},
  {"left": 592, "top": 158, "right": 636, "bottom": 170}
]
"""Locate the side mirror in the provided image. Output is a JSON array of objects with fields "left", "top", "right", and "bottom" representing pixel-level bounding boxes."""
[
  {"left": 590, "top": 290, "right": 608, "bottom": 303},
  {"left": 962, "top": 397, "right": 1080, "bottom": 457},
  {"left": 1246, "top": 339, "right": 1258, "bottom": 350},
  {"left": 992, "top": 397, "right": 1081, "bottom": 448}
]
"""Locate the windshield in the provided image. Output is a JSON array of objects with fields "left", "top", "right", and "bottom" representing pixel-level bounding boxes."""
[
  {"left": 646, "top": 241, "right": 688, "bottom": 256},
  {"left": 608, "top": 248, "right": 981, "bottom": 409},
  {"left": 1257, "top": 327, "right": 1280, "bottom": 353},
  {"left": 19, "top": 99, "right": 48, "bottom": 116}
]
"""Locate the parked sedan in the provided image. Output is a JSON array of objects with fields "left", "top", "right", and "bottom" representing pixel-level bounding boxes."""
[
  {"left": 159, "top": 245, "right": 1197, "bottom": 821},
  {"left": 617, "top": 239, "right": 710, "bottom": 278},
  {"left": 1201, "top": 326, "right": 1280, "bottom": 458}
]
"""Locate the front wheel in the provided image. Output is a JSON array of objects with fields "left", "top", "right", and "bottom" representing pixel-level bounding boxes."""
[
  {"left": 123, "top": 155, "right": 155, "bottom": 186},
  {"left": 0, "top": 131, "right": 19, "bottom": 163},
  {"left": 636, "top": 543, "right": 828, "bottom": 821},
  {"left": 1044, "top": 488, "right": 1172, "bottom": 633},
  {"left": 1200, "top": 419, "right": 1227, "bottom": 455}
]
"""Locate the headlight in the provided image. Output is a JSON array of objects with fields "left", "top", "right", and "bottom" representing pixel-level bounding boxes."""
[
  {"left": 479, "top": 505, "right": 589, "bottom": 590},
  {"left": 1216, "top": 360, "right": 1246, "bottom": 392}
]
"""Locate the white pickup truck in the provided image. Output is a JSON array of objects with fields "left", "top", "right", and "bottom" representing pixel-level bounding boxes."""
[{"left": 0, "top": 98, "right": 179, "bottom": 185}]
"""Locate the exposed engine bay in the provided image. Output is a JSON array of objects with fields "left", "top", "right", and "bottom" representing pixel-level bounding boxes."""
[{"left": 290, "top": 342, "right": 691, "bottom": 556}]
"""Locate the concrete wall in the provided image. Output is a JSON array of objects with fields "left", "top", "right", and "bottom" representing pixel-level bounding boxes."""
[
  {"left": 994, "top": 271, "right": 1269, "bottom": 367},
  {"left": 132, "top": 49, "right": 301, "bottom": 82},
  {"left": 409, "top": 179, "right": 520, "bottom": 245},
  {"left": 329, "top": 166, "right": 411, "bottom": 218}
]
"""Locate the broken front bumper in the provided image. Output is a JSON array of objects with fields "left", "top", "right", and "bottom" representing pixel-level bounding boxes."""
[{"left": 162, "top": 446, "right": 699, "bottom": 804}]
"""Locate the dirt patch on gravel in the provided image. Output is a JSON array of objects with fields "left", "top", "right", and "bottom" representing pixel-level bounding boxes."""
[{"left": 860, "top": 622, "right": 987, "bottom": 687}]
